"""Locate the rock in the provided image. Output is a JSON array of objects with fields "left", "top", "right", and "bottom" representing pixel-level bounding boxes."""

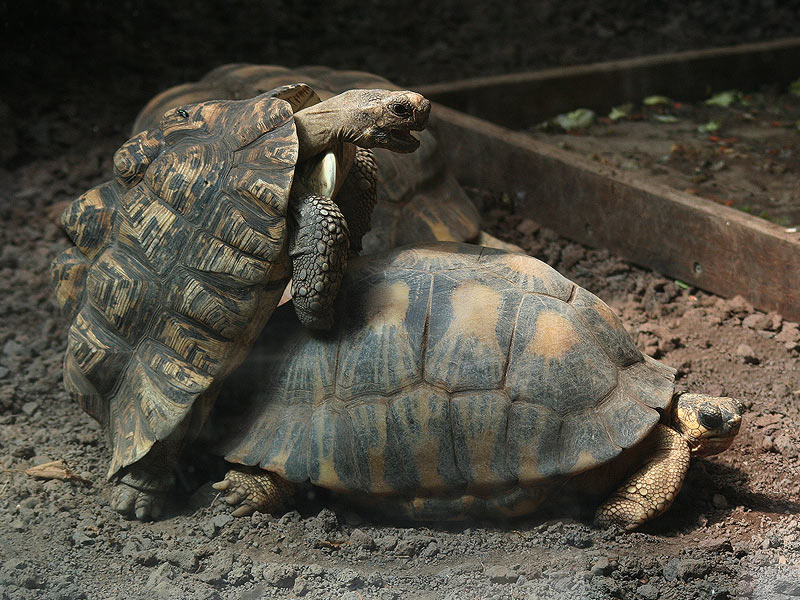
[
  {"left": 742, "top": 313, "right": 769, "bottom": 330},
  {"left": 775, "top": 579, "right": 800, "bottom": 596},
  {"left": 735, "top": 344, "right": 759, "bottom": 364},
  {"left": 263, "top": 564, "right": 297, "bottom": 588},
  {"left": 637, "top": 583, "right": 660, "bottom": 599},
  {"left": 337, "top": 568, "right": 364, "bottom": 589},
  {"left": 212, "top": 513, "right": 233, "bottom": 530},
  {"left": 375, "top": 535, "right": 398, "bottom": 551},
  {"left": 774, "top": 434, "right": 798, "bottom": 457},
  {"left": 156, "top": 548, "right": 199, "bottom": 573},
  {"left": 485, "top": 565, "right": 517, "bottom": 584},
  {"left": 516, "top": 218, "right": 540, "bottom": 236},
  {"left": 698, "top": 537, "right": 733, "bottom": 553},
  {"left": 590, "top": 556, "right": 616, "bottom": 576},
  {"left": 313, "top": 508, "right": 339, "bottom": 532},
  {"left": 420, "top": 541, "right": 439, "bottom": 558},
  {"left": 0, "top": 365, "right": 8, "bottom": 379},
  {"left": 348, "top": 528, "right": 376, "bottom": 550},
  {"left": 678, "top": 558, "right": 710, "bottom": 580},
  {"left": 21, "top": 401, "right": 38, "bottom": 416},
  {"left": 3, "top": 339, "right": 30, "bottom": 358},
  {"left": 566, "top": 531, "right": 592, "bottom": 548},
  {"left": 775, "top": 322, "right": 800, "bottom": 343},
  {"left": 292, "top": 577, "right": 309, "bottom": 596},
  {"left": 367, "top": 572, "right": 384, "bottom": 587}
]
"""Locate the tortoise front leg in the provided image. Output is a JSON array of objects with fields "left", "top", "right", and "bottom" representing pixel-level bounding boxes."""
[
  {"left": 333, "top": 148, "right": 377, "bottom": 256},
  {"left": 288, "top": 192, "right": 349, "bottom": 330},
  {"left": 594, "top": 424, "right": 690, "bottom": 530},
  {"left": 212, "top": 466, "right": 297, "bottom": 517}
]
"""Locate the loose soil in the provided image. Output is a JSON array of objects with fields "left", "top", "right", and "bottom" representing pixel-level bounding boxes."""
[
  {"left": 527, "top": 88, "right": 800, "bottom": 227},
  {"left": 2, "top": 3, "right": 800, "bottom": 599}
]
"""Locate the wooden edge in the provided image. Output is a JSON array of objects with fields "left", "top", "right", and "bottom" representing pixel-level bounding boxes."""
[
  {"left": 430, "top": 104, "right": 800, "bottom": 321},
  {"left": 417, "top": 37, "right": 800, "bottom": 128}
]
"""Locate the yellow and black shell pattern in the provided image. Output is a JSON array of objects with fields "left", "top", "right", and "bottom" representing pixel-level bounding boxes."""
[
  {"left": 221, "top": 242, "right": 676, "bottom": 498},
  {"left": 51, "top": 85, "right": 319, "bottom": 478},
  {"left": 132, "top": 64, "right": 481, "bottom": 253}
]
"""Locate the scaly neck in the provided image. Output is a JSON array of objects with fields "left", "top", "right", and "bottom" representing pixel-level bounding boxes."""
[{"left": 293, "top": 93, "right": 362, "bottom": 161}]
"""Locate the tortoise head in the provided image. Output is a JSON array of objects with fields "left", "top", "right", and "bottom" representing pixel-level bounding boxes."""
[
  {"left": 671, "top": 393, "right": 744, "bottom": 457},
  {"left": 294, "top": 88, "right": 431, "bottom": 156}
]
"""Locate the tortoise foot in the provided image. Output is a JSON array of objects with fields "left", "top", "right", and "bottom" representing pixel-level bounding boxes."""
[
  {"left": 111, "top": 467, "right": 174, "bottom": 521},
  {"left": 212, "top": 466, "right": 296, "bottom": 517}
]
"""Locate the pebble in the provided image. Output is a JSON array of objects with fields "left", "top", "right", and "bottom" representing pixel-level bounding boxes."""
[
  {"left": 741, "top": 313, "right": 769, "bottom": 330},
  {"left": 263, "top": 564, "right": 297, "bottom": 588},
  {"left": 21, "top": 401, "right": 39, "bottom": 416},
  {"left": 774, "top": 578, "right": 800, "bottom": 596},
  {"left": 0, "top": 365, "right": 8, "bottom": 379},
  {"left": 516, "top": 218, "right": 540, "bottom": 235},
  {"left": 337, "top": 568, "right": 363, "bottom": 589},
  {"left": 637, "top": 583, "right": 660, "bottom": 599},
  {"left": 735, "top": 343, "right": 759, "bottom": 364},
  {"left": 485, "top": 565, "right": 517, "bottom": 584},
  {"left": 590, "top": 556, "right": 616, "bottom": 576},
  {"left": 348, "top": 528, "right": 376, "bottom": 550}
]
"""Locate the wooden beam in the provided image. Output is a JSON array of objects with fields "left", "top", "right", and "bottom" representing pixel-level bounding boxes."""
[
  {"left": 430, "top": 104, "right": 800, "bottom": 321},
  {"left": 418, "top": 38, "right": 800, "bottom": 128}
]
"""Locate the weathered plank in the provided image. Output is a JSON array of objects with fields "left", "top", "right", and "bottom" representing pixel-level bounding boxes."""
[
  {"left": 430, "top": 104, "right": 800, "bottom": 321},
  {"left": 418, "top": 38, "right": 800, "bottom": 128}
]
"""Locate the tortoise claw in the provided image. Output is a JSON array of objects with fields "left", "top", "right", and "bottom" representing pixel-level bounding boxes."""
[{"left": 214, "top": 466, "right": 296, "bottom": 517}]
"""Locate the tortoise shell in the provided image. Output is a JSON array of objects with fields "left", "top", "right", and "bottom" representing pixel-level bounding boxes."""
[
  {"left": 132, "top": 64, "right": 481, "bottom": 253},
  {"left": 221, "top": 243, "right": 676, "bottom": 496},
  {"left": 51, "top": 85, "right": 319, "bottom": 478}
]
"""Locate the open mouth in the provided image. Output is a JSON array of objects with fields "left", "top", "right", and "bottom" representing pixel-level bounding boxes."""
[{"left": 388, "top": 128, "right": 421, "bottom": 151}]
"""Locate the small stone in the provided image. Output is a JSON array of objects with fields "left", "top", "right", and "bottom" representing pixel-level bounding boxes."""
[
  {"left": 212, "top": 514, "right": 233, "bottom": 530},
  {"left": 21, "top": 401, "right": 38, "bottom": 416},
  {"left": 742, "top": 313, "right": 769, "bottom": 330},
  {"left": 375, "top": 535, "right": 397, "bottom": 551},
  {"left": 420, "top": 542, "right": 439, "bottom": 558},
  {"left": 485, "top": 565, "right": 517, "bottom": 584},
  {"left": 0, "top": 366, "right": 8, "bottom": 379},
  {"left": 366, "top": 572, "right": 384, "bottom": 587},
  {"left": 337, "top": 568, "right": 363, "bottom": 589},
  {"left": 735, "top": 344, "right": 759, "bottom": 364},
  {"left": 774, "top": 578, "right": 800, "bottom": 596},
  {"left": 566, "top": 531, "right": 592, "bottom": 548},
  {"left": 590, "top": 556, "right": 615, "bottom": 576},
  {"left": 775, "top": 322, "right": 800, "bottom": 343},
  {"left": 348, "top": 528, "right": 376, "bottom": 550},
  {"left": 292, "top": 577, "right": 309, "bottom": 596},
  {"left": 3, "top": 339, "right": 28, "bottom": 357},
  {"left": 678, "top": 558, "right": 709, "bottom": 580},
  {"left": 516, "top": 218, "right": 540, "bottom": 235},
  {"left": 698, "top": 537, "right": 732, "bottom": 553},
  {"left": 263, "top": 564, "right": 297, "bottom": 588},
  {"left": 712, "top": 493, "right": 728, "bottom": 509},
  {"left": 9, "top": 518, "right": 25, "bottom": 532},
  {"left": 637, "top": 583, "right": 660, "bottom": 599}
]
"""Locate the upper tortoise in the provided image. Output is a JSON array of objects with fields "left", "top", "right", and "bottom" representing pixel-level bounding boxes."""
[
  {"left": 51, "top": 83, "right": 430, "bottom": 520},
  {"left": 132, "top": 63, "right": 487, "bottom": 253},
  {"left": 213, "top": 243, "right": 743, "bottom": 530}
]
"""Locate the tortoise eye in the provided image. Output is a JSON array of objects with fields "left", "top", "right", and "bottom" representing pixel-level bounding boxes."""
[
  {"left": 390, "top": 103, "right": 411, "bottom": 117},
  {"left": 177, "top": 109, "right": 189, "bottom": 119},
  {"left": 698, "top": 404, "right": 723, "bottom": 429}
]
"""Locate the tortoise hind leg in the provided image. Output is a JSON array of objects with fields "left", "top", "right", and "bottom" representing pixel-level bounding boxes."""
[
  {"left": 110, "top": 441, "right": 177, "bottom": 521},
  {"left": 594, "top": 424, "right": 690, "bottom": 530},
  {"left": 212, "top": 466, "right": 297, "bottom": 517}
]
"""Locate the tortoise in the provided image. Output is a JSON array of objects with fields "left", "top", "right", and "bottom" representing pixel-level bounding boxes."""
[
  {"left": 50, "top": 83, "right": 430, "bottom": 520},
  {"left": 132, "top": 63, "right": 498, "bottom": 254},
  {"left": 211, "top": 242, "right": 743, "bottom": 530}
]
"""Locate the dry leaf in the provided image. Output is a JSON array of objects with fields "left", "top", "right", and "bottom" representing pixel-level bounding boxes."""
[{"left": 24, "top": 460, "right": 91, "bottom": 485}]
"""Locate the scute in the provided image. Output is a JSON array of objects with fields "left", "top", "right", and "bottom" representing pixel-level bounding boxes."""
[
  {"left": 217, "top": 242, "right": 678, "bottom": 495},
  {"left": 53, "top": 90, "right": 304, "bottom": 479},
  {"left": 506, "top": 294, "right": 618, "bottom": 415}
]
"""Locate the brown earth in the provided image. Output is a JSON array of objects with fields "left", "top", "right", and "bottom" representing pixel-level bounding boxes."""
[
  {"left": 527, "top": 88, "right": 800, "bottom": 227},
  {"left": 2, "top": 2, "right": 800, "bottom": 599}
]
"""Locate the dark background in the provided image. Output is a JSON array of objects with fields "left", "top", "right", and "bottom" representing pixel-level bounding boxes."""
[{"left": 3, "top": 0, "right": 800, "bottom": 125}]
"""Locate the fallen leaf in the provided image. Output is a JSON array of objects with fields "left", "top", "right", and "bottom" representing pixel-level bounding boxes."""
[
  {"left": 24, "top": 460, "right": 92, "bottom": 485},
  {"left": 705, "top": 90, "right": 742, "bottom": 107},
  {"left": 552, "top": 108, "right": 596, "bottom": 131},
  {"left": 643, "top": 95, "right": 671, "bottom": 106},
  {"left": 608, "top": 103, "right": 633, "bottom": 121},
  {"left": 653, "top": 114, "right": 679, "bottom": 123}
]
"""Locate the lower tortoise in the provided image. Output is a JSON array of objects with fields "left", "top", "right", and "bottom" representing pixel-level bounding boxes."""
[{"left": 213, "top": 243, "right": 743, "bottom": 530}]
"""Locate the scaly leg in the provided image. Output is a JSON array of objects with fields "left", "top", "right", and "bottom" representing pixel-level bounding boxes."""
[
  {"left": 334, "top": 148, "right": 377, "bottom": 256},
  {"left": 288, "top": 192, "right": 349, "bottom": 330},
  {"left": 212, "top": 466, "right": 297, "bottom": 517},
  {"left": 594, "top": 424, "right": 690, "bottom": 530},
  {"left": 110, "top": 440, "right": 177, "bottom": 521}
]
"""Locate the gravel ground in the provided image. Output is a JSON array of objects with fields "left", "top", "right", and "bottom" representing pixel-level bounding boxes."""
[{"left": 1, "top": 2, "right": 800, "bottom": 598}]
